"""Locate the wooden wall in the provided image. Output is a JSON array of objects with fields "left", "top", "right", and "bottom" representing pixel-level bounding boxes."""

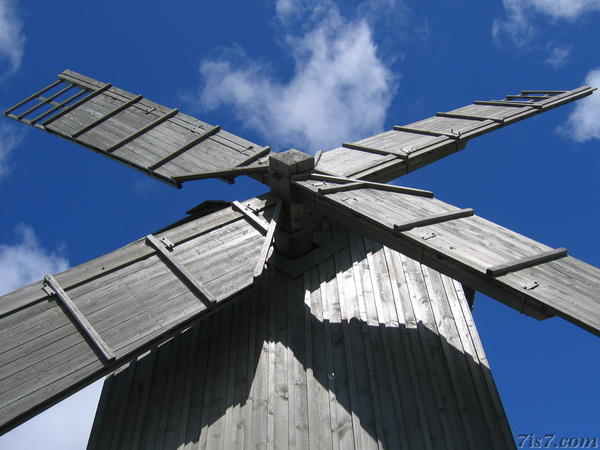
[{"left": 88, "top": 222, "right": 514, "bottom": 449}]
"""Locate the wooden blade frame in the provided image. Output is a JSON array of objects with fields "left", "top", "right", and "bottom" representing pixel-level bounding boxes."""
[
  {"left": 315, "top": 86, "right": 596, "bottom": 183},
  {"left": 0, "top": 194, "right": 279, "bottom": 435},
  {"left": 293, "top": 176, "right": 600, "bottom": 336},
  {"left": 3, "top": 70, "right": 271, "bottom": 187}
]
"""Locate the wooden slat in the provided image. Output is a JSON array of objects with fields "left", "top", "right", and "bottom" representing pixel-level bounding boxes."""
[
  {"left": 393, "top": 125, "right": 461, "bottom": 138},
  {"left": 16, "top": 84, "right": 74, "bottom": 120},
  {"left": 486, "top": 248, "right": 568, "bottom": 277},
  {"left": 43, "top": 275, "right": 115, "bottom": 362},
  {"left": 71, "top": 94, "right": 144, "bottom": 138},
  {"left": 342, "top": 142, "right": 408, "bottom": 158},
  {"left": 253, "top": 199, "right": 283, "bottom": 278},
  {"left": 436, "top": 112, "right": 504, "bottom": 123},
  {"left": 235, "top": 146, "right": 271, "bottom": 167},
  {"left": 473, "top": 100, "right": 541, "bottom": 109},
  {"left": 42, "top": 84, "right": 112, "bottom": 125},
  {"left": 231, "top": 200, "right": 269, "bottom": 234},
  {"left": 393, "top": 208, "right": 474, "bottom": 233},
  {"left": 505, "top": 94, "right": 550, "bottom": 100},
  {"left": 31, "top": 90, "right": 90, "bottom": 125},
  {"left": 171, "top": 165, "right": 269, "bottom": 182},
  {"left": 106, "top": 108, "right": 179, "bottom": 153},
  {"left": 294, "top": 173, "right": 434, "bottom": 198},
  {"left": 148, "top": 125, "right": 221, "bottom": 170},
  {"left": 521, "top": 90, "right": 566, "bottom": 94},
  {"left": 316, "top": 180, "right": 434, "bottom": 198},
  {"left": 145, "top": 234, "right": 216, "bottom": 307},
  {"left": 3, "top": 80, "right": 63, "bottom": 116}
]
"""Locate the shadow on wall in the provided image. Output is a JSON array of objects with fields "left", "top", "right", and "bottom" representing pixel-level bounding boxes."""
[{"left": 88, "top": 225, "right": 515, "bottom": 450}]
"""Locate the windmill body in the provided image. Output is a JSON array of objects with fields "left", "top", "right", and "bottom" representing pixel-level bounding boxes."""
[{"left": 0, "top": 71, "right": 598, "bottom": 449}]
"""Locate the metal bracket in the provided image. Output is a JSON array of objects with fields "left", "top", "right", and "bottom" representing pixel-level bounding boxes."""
[
  {"left": 421, "top": 232, "right": 437, "bottom": 240},
  {"left": 160, "top": 237, "right": 175, "bottom": 251},
  {"left": 42, "top": 283, "right": 56, "bottom": 297},
  {"left": 523, "top": 280, "right": 539, "bottom": 291}
]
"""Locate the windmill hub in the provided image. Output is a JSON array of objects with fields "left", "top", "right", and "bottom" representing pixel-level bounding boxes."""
[{"left": 268, "top": 149, "right": 320, "bottom": 258}]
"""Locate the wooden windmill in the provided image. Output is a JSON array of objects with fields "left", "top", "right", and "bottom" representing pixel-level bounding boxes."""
[{"left": 1, "top": 70, "right": 598, "bottom": 449}]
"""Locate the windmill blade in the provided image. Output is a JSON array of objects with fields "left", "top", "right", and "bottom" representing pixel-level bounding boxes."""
[
  {"left": 294, "top": 175, "right": 600, "bottom": 336},
  {"left": 315, "top": 87, "right": 595, "bottom": 183},
  {"left": 3, "top": 70, "right": 270, "bottom": 187},
  {"left": 0, "top": 194, "right": 280, "bottom": 435}
]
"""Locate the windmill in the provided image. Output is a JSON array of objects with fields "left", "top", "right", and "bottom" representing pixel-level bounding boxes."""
[{"left": 1, "top": 70, "right": 598, "bottom": 449}]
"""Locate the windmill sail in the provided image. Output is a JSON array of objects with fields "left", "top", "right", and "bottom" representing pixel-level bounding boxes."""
[
  {"left": 0, "top": 194, "right": 278, "bottom": 434},
  {"left": 315, "top": 87, "right": 595, "bottom": 183},
  {"left": 3, "top": 70, "right": 270, "bottom": 187},
  {"left": 294, "top": 176, "right": 600, "bottom": 336}
]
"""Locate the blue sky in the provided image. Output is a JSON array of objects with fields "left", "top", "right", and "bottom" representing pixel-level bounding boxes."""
[{"left": 0, "top": 0, "right": 599, "bottom": 448}]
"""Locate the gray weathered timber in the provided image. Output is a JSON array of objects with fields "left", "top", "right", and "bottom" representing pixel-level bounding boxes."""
[
  {"left": 88, "top": 222, "right": 514, "bottom": 449},
  {"left": 316, "top": 86, "right": 595, "bottom": 183},
  {"left": 295, "top": 179, "right": 600, "bottom": 336},
  {"left": 0, "top": 195, "right": 278, "bottom": 435},
  {"left": 42, "top": 275, "right": 115, "bottom": 362},
  {"left": 486, "top": 248, "right": 569, "bottom": 277},
  {"left": 253, "top": 199, "right": 283, "bottom": 278},
  {"left": 2, "top": 70, "right": 270, "bottom": 187}
]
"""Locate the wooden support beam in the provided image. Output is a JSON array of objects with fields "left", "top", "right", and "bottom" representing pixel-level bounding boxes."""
[
  {"left": 342, "top": 142, "right": 408, "bottom": 158},
  {"left": 486, "top": 247, "right": 568, "bottom": 277},
  {"left": 232, "top": 200, "right": 270, "bottom": 234},
  {"left": 436, "top": 112, "right": 504, "bottom": 123},
  {"left": 145, "top": 234, "right": 216, "bottom": 307},
  {"left": 16, "top": 84, "right": 74, "bottom": 120},
  {"left": 294, "top": 173, "right": 434, "bottom": 198},
  {"left": 41, "top": 83, "right": 112, "bottom": 126},
  {"left": 473, "top": 100, "right": 542, "bottom": 109},
  {"left": 148, "top": 125, "right": 220, "bottom": 170},
  {"left": 393, "top": 208, "right": 474, "bottom": 234},
  {"left": 3, "top": 79, "right": 62, "bottom": 116},
  {"left": 521, "top": 90, "right": 566, "bottom": 94},
  {"left": 253, "top": 199, "right": 282, "bottom": 278},
  {"left": 236, "top": 146, "right": 271, "bottom": 167},
  {"left": 393, "top": 125, "right": 461, "bottom": 139},
  {"left": 43, "top": 274, "right": 116, "bottom": 362},
  {"left": 31, "top": 90, "right": 89, "bottom": 125},
  {"left": 506, "top": 94, "right": 551, "bottom": 100},
  {"left": 314, "top": 150, "right": 323, "bottom": 166},
  {"left": 72, "top": 94, "right": 144, "bottom": 138},
  {"left": 107, "top": 108, "right": 179, "bottom": 153},
  {"left": 171, "top": 165, "right": 269, "bottom": 183},
  {"left": 317, "top": 181, "right": 364, "bottom": 194}
]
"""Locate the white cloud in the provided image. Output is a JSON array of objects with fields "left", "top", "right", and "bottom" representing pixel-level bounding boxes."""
[
  {"left": 0, "top": 224, "right": 69, "bottom": 295},
  {"left": 195, "top": 5, "right": 396, "bottom": 153},
  {"left": 493, "top": 0, "right": 600, "bottom": 47},
  {"left": 560, "top": 68, "right": 600, "bottom": 142},
  {"left": 545, "top": 45, "right": 571, "bottom": 69},
  {"left": 0, "top": 122, "right": 25, "bottom": 179},
  {"left": 0, "top": 0, "right": 25, "bottom": 80}
]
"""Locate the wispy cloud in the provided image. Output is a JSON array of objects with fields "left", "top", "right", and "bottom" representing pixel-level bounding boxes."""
[
  {"left": 194, "top": 2, "right": 397, "bottom": 153},
  {"left": 493, "top": 0, "right": 600, "bottom": 65},
  {"left": 559, "top": 68, "right": 600, "bottom": 143},
  {"left": 0, "top": 0, "right": 25, "bottom": 81},
  {"left": 0, "top": 122, "right": 25, "bottom": 179},
  {"left": 0, "top": 224, "right": 68, "bottom": 296},
  {"left": 545, "top": 44, "right": 572, "bottom": 69}
]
